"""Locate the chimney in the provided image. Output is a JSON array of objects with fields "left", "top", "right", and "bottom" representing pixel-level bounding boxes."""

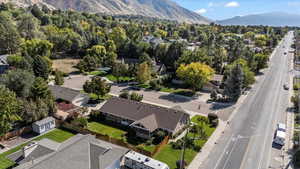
[
  {"left": 23, "top": 142, "right": 38, "bottom": 158},
  {"left": 89, "top": 143, "right": 111, "bottom": 169}
]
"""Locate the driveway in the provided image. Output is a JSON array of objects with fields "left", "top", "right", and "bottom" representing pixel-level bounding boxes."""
[
  {"left": 62, "top": 75, "right": 235, "bottom": 121},
  {"left": 110, "top": 84, "right": 235, "bottom": 121}
]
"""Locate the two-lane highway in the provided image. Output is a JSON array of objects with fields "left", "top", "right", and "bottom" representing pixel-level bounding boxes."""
[{"left": 201, "top": 32, "right": 293, "bottom": 169}]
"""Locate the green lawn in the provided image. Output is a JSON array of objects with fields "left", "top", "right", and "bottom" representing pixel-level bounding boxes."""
[
  {"left": 154, "top": 115, "right": 216, "bottom": 169},
  {"left": 154, "top": 145, "right": 197, "bottom": 169},
  {"left": 0, "top": 128, "right": 75, "bottom": 169},
  {"left": 87, "top": 122, "right": 126, "bottom": 140},
  {"left": 88, "top": 70, "right": 106, "bottom": 76},
  {"left": 142, "top": 144, "right": 156, "bottom": 152},
  {"left": 105, "top": 74, "right": 134, "bottom": 82}
]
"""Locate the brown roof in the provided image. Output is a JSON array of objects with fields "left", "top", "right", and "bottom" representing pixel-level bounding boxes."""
[{"left": 100, "top": 97, "right": 189, "bottom": 132}]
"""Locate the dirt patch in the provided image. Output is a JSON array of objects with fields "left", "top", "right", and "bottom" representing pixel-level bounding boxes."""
[{"left": 52, "top": 59, "right": 80, "bottom": 74}]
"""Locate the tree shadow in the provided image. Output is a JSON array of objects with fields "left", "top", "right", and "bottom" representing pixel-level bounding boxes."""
[{"left": 158, "top": 93, "right": 197, "bottom": 103}]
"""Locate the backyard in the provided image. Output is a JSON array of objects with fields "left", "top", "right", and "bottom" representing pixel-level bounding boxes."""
[
  {"left": 0, "top": 128, "right": 75, "bottom": 169},
  {"left": 154, "top": 115, "right": 216, "bottom": 169},
  {"left": 87, "top": 120, "right": 160, "bottom": 153}
]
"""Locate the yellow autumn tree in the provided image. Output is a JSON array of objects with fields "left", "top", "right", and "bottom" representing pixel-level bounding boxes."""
[
  {"left": 137, "top": 62, "right": 151, "bottom": 84},
  {"left": 176, "top": 62, "right": 215, "bottom": 91}
]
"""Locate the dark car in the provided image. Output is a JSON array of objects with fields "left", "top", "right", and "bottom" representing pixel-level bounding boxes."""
[{"left": 283, "top": 84, "right": 289, "bottom": 90}]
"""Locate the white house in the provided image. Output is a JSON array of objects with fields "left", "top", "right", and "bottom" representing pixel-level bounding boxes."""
[
  {"left": 32, "top": 117, "right": 56, "bottom": 134},
  {"left": 124, "top": 151, "right": 169, "bottom": 169}
]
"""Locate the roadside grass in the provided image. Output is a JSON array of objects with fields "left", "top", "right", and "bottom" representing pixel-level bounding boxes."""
[
  {"left": 88, "top": 70, "right": 106, "bottom": 76},
  {"left": 87, "top": 122, "right": 126, "bottom": 140},
  {"left": 154, "top": 115, "right": 215, "bottom": 169},
  {"left": 105, "top": 74, "right": 134, "bottom": 82},
  {"left": 0, "top": 128, "right": 75, "bottom": 169},
  {"left": 136, "top": 83, "right": 195, "bottom": 97}
]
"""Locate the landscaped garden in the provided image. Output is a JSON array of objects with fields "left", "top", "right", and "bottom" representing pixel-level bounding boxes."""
[
  {"left": 0, "top": 128, "right": 75, "bottom": 169},
  {"left": 154, "top": 115, "right": 216, "bottom": 169},
  {"left": 85, "top": 115, "right": 166, "bottom": 154}
]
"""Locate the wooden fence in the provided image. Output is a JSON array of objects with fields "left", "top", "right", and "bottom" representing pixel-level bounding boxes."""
[
  {"left": 0, "top": 126, "right": 32, "bottom": 141},
  {"left": 60, "top": 122, "right": 170, "bottom": 157},
  {"left": 151, "top": 136, "right": 169, "bottom": 156}
]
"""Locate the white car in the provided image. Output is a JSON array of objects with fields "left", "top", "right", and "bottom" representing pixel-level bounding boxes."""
[
  {"left": 277, "top": 123, "right": 286, "bottom": 132},
  {"left": 274, "top": 123, "right": 286, "bottom": 146},
  {"left": 274, "top": 130, "right": 286, "bottom": 146}
]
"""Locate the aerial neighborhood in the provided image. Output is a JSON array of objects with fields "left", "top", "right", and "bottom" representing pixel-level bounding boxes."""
[{"left": 0, "top": 1, "right": 299, "bottom": 169}]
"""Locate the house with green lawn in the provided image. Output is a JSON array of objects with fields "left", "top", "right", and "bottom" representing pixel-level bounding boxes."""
[{"left": 99, "top": 97, "right": 190, "bottom": 139}]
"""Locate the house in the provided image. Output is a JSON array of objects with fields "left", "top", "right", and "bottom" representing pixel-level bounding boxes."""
[
  {"left": 202, "top": 74, "right": 224, "bottom": 92},
  {"left": 49, "top": 85, "right": 90, "bottom": 106},
  {"left": 32, "top": 117, "right": 56, "bottom": 134},
  {"left": 99, "top": 97, "right": 190, "bottom": 139},
  {"left": 8, "top": 134, "right": 129, "bottom": 169},
  {"left": 124, "top": 151, "right": 169, "bottom": 169},
  {"left": 49, "top": 85, "right": 89, "bottom": 120},
  {"left": 0, "top": 54, "right": 9, "bottom": 74}
]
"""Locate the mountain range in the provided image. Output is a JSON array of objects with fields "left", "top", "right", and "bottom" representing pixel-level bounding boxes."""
[
  {"left": 0, "top": 0, "right": 210, "bottom": 24},
  {"left": 217, "top": 12, "right": 300, "bottom": 27}
]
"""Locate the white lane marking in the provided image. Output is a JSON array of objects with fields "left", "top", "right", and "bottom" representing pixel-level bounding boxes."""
[
  {"left": 222, "top": 138, "right": 239, "bottom": 169},
  {"left": 213, "top": 134, "right": 234, "bottom": 169}
]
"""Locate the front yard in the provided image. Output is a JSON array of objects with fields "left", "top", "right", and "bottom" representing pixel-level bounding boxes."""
[
  {"left": 0, "top": 128, "right": 75, "bottom": 169},
  {"left": 154, "top": 115, "right": 216, "bottom": 169}
]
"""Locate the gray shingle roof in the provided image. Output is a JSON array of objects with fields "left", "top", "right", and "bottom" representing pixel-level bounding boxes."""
[
  {"left": 18, "top": 134, "right": 128, "bottom": 169},
  {"left": 49, "top": 85, "right": 87, "bottom": 103},
  {"left": 33, "top": 117, "right": 55, "bottom": 126},
  {"left": 100, "top": 97, "right": 189, "bottom": 132}
]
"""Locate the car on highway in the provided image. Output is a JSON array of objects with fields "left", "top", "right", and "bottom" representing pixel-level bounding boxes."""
[{"left": 283, "top": 84, "right": 289, "bottom": 90}]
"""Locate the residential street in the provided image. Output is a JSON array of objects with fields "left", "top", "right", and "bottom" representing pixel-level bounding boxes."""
[{"left": 200, "top": 32, "right": 294, "bottom": 169}]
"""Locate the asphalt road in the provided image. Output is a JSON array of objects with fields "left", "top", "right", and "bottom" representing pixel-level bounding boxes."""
[{"left": 201, "top": 32, "right": 293, "bottom": 169}]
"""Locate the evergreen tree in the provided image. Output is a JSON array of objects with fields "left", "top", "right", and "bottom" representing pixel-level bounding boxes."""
[{"left": 224, "top": 64, "right": 244, "bottom": 101}]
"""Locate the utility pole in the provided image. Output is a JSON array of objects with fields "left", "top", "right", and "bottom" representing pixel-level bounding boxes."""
[{"left": 180, "top": 128, "right": 189, "bottom": 169}]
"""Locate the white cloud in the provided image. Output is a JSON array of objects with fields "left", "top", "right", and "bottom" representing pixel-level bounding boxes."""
[
  {"left": 208, "top": 2, "right": 214, "bottom": 7},
  {"left": 288, "top": 1, "right": 300, "bottom": 6},
  {"left": 225, "top": 1, "right": 240, "bottom": 7},
  {"left": 195, "top": 8, "right": 207, "bottom": 14}
]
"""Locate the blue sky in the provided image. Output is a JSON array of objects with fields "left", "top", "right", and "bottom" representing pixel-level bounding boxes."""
[{"left": 172, "top": 0, "right": 300, "bottom": 20}]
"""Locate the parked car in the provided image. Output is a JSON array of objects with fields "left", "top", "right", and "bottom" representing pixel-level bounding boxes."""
[
  {"left": 277, "top": 123, "right": 286, "bottom": 132},
  {"left": 274, "top": 123, "right": 286, "bottom": 146},
  {"left": 283, "top": 84, "right": 289, "bottom": 90}
]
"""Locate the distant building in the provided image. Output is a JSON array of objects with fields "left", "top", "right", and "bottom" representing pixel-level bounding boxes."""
[
  {"left": 8, "top": 134, "right": 129, "bottom": 169},
  {"left": 124, "top": 151, "right": 169, "bottom": 169},
  {"left": 32, "top": 117, "right": 56, "bottom": 134},
  {"left": 99, "top": 97, "right": 190, "bottom": 139},
  {"left": 0, "top": 55, "right": 9, "bottom": 74}
]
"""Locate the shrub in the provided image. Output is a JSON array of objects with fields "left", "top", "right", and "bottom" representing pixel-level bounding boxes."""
[
  {"left": 150, "top": 80, "right": 161, "bottom": 90},
  {"left": 171, "top": 139, "right": 184, "bottom": 149},
  {"left": 72, "top": 117, "right": 88, "bottom": 128},
  {"left": 208, "top": 113, "right": 218, "bottom": 127},
  {"left": 130, "top": 92, "right": 143, "bottom": 102},
  {"left": 196, "top": 116, "right": 209, "bottom": 124},
  {"left": 119, "top": 91, "right": 130, "bottom": 99}
]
